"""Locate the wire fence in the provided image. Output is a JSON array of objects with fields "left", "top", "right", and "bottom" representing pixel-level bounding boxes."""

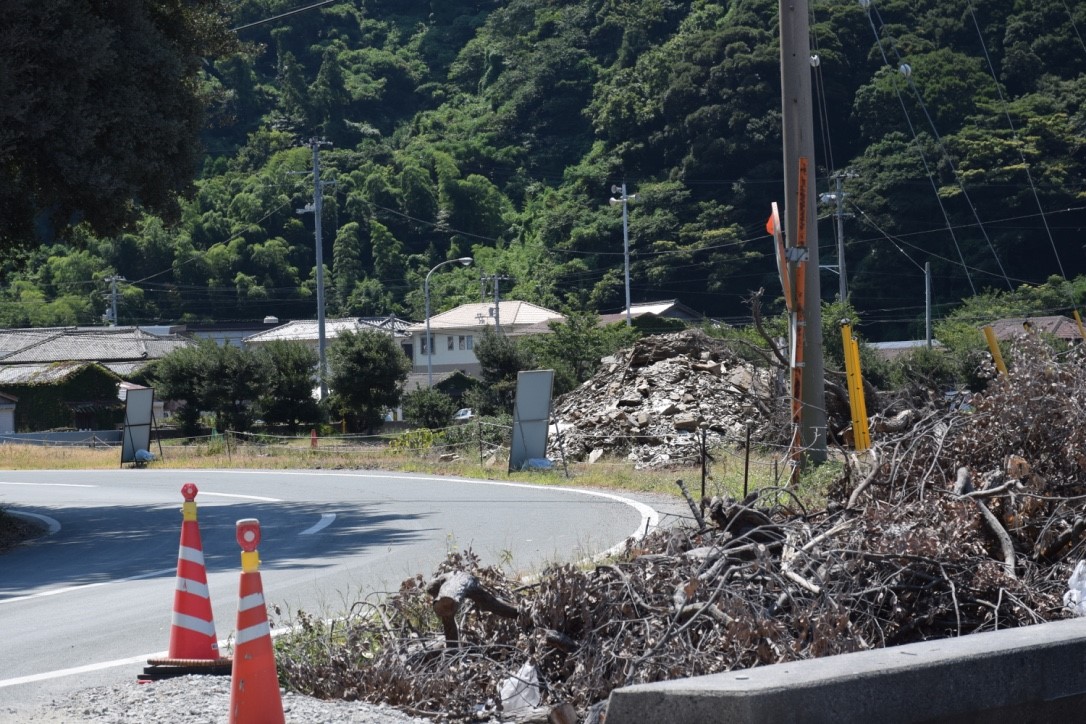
[{"left": 3, "top": 418, "right": 812, "bottom": 496}]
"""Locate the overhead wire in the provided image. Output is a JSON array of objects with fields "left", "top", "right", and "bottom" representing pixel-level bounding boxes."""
[
  {"left": 1062, "top": 0, "right": 1086, "bottom": 54},
  {"left": 860, "top": 1, "right": 976, "bottom": 294},
  {"left": 965, "top": 0, "right": 1067, "bottom": 282},
  {"left": 867, "top": 2, "right": 1013, "bottom": 291}
]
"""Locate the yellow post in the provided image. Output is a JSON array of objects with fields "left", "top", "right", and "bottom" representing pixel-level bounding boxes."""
[
  {"left": 849, "top": 334, "right": 871, "bottom": 450},
  {"left": 1073, "top": 310, "right": 1086, "bottom": 342},
  {"left": 840, "top": 322, "right": 870, "bottom": 452},
  {"left": 982, "top": 325, "right": 1008, "bottom": 376}
]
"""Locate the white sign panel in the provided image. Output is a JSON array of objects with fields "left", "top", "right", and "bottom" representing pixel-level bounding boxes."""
[
  {"left": 121, "top": 386, "right": 155, "bottom": 464},
  {"left": 509, "top": 369, "right": 554, "bottom": 471}
]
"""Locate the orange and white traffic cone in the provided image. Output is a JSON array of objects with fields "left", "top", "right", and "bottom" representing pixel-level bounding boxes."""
[
  {"left": 168, "top": 483, "right": 221, "bottom": 660},
  {"left": 229, "top": 518, "right": 284, "bottom": 724}
]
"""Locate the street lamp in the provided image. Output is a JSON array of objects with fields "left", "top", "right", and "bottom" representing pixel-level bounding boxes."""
[
  {"left": 609, "top": 183, "right": 637, "bottom": 326},
  {"left": 425, "top": 257, "right": 473, "bottom": 387}
]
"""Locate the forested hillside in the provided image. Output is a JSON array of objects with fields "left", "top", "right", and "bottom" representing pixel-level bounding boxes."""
[{"left": 1, "top": 0, "right": 1084, "bottom": 340}]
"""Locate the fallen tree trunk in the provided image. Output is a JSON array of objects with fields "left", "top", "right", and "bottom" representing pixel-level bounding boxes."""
[{"left": 427, "top": 571, "right": 520, "bottom": 647}]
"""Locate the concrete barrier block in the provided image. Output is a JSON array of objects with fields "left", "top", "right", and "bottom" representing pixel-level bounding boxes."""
[{"left": 606, "top": 617, "right": 1086, "bottom": 723}]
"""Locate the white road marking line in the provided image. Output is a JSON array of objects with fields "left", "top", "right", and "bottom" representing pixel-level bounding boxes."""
[
  {"left": 0, "top": 625, "right": 294, "bottom": 687},
  {"left": 0, "top": 568, "right": 175, "bottom": 605},
  {"left": 0, "top": 481, "right": 96, "bottom": 487},
  {"left": 196, "top": 491, "right": 282, "bottom": 502},
  {"left": 0, "top": 652, "right": 165, "bottom": 688},
  {"left": 194, "top": 469, "right": 660, "bottom": 545},
  {"left": 300, "top": 513, "right": 336, "bottom": 535}
]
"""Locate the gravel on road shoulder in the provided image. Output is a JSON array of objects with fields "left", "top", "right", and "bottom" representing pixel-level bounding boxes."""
[{"left": 9, "top": 675, "right": 429, "bottom": 723}]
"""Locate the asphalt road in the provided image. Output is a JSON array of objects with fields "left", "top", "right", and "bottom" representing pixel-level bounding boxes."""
[{"left": 0, "top": 469, "right": 669, "bottom": 715}]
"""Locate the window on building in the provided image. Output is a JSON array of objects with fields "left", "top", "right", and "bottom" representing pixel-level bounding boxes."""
[
  {"left": 447, "top": 336, "right": 455, "bottom": 351},
  {"left": 458, "top": 335, "right": 466, "bottom": 350},
  {"left": 466, "top": 335, "right": 474, "bottom": 350},
  {"left": 421, "top": 334, "right": 434, "bottom": 354}
]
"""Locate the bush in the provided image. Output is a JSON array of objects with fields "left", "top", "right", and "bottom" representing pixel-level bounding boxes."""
[
  {"left": 389, "top": 427, "right": 437, "bottom": 454},
  {"left": 402, "top": 387, "right": 457, "bottom": 429}
]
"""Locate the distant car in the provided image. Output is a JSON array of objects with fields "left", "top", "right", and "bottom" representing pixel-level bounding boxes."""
[{"left": 452, "top": 408, "right": 475, "bottom": 423}]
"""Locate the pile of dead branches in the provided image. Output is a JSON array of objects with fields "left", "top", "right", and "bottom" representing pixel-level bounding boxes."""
[{"left": 275, "top": 335, "right": 1084, "bottom": 722}]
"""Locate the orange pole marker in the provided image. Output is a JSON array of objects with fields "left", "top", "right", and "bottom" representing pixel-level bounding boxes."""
[
  {"left": 229, "top": 519, "right": 285, "bottom": 724},
  {"left": 167, "top": 483, "right": 222, "bottom": 660}
]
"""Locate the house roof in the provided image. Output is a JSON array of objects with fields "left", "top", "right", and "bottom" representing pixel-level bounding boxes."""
[
  {"left": 244, "top": 316, "right": 413, "bottom": 344},
  {"left": 0, "top": 327, "right": 192, "bottom": 366},
  {"left": 598, "top": 299, "right": 703, "bottom": 326},
  {"left": 867, "top": 339, "right": 942, "bottom": 360},
  {"left": 988, "top": 316, "right": 1083, "bottom": 341},
  {"left": 406, "top": 301, "right": 565, "bottom": 334},
  {"left": 0, "top": 360, "right": 121, "bottom": 386}
]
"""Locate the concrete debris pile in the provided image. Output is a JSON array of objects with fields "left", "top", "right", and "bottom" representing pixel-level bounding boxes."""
[{"left": 548, "top": 329, "right": 777, "bottom": 468}]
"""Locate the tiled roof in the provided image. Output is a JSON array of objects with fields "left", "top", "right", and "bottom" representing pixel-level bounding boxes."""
[
  {"left": 406, "top": 301, "right": 564, "bottom": 333},
  {"left": 598, "top": 300, "right": 703, "bottom": 325},
  {"left": 0, "top": 361, "right": 120, "bottom": 386},
  {"left": 989, "top": 316, "right": 1083, "bottom": 341},
  {"left": 243, "top": 316, "right": 414, "bottom": 344},
  {"left": 0, "top": 327, "right": 192, "bottom": 364}
]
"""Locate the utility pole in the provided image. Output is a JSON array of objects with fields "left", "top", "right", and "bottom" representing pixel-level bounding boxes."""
[
  {"left": 483, "top": 274, "right": 514, "bottom": 334},
  {"left": 105, "top": 275, "right": 125, "bottom": 326},
  {"left": 820, "top": 170, "right": 856, "bottom": 302},
  {"left": 925, "top": 261, "right": 933, "bottom": 348},
  {"left": 297, "top": 138, "right": 332, "bottom": 400},
  {"left": 609, "top": 184, "right": 637, "bottom": 326},
  {"left": 780, "top": 0, "right": 827, "bottom": 465}
]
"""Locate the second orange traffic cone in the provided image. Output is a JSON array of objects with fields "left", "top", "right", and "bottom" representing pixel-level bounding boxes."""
[
  {"left": 168, "top": 483, "right": 222, "bottom": 660},
  {"left": 229, "top": 518, "right": 284, "bottom": 724}
]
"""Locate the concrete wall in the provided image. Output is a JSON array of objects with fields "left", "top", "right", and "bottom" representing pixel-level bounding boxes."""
[{"left": 606, "top": 617, "right": 1086, "bottom": 724}]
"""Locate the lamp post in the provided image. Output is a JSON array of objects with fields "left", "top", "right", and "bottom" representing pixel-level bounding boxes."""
[
  {"left": 425, "top": 257, "right": 473, "bottom": 387},
  {"left": 609, "top": 183, "right": 637, "bottom": 326}
]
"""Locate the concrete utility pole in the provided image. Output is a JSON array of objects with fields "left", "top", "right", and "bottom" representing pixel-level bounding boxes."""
[
  {"left": 105, "top": 275, "right": 125, "bottom": 326},
  {"left": 297, "top": 138, "right": 332, "bottom": 400},
  {"left": 925, "top": 261, "right": 933, "bottom": 348},
  {"left": 609, "top": 184, "right": 637, "bottom": 326},
  {"left": 780, "top": 0, "right": 827, "bottom": 465},
  {"left": 483, "top": 274, "right": 514, "bottom": 334},
  {"left": 820, "top": 170, "right": 856, "bottom": 302}
]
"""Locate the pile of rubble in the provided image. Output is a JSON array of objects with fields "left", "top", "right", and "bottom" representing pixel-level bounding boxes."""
[{"left": 548, "top": 330, "right": 780, "bottom": 468}]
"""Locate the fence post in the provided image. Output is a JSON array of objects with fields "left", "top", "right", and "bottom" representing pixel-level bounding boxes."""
[
  {"left": 700, "top": 428, "right": 707, "bottom": 513},
  {"left": 743, "top": 421, "right": 752, "bottom": 499}
]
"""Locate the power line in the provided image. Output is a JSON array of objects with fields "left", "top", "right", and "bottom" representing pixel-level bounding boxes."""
[
  {"left": 231, "top": 0, "right": 336, "bottom": 32},
  {"left": 860, "top": 1, "right": 977, "bottom": 294},
  {"left": 965, "top": 0, "right": 1067, "bottom": 282}
]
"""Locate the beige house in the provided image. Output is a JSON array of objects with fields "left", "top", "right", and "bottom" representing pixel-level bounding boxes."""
[{"left": 407, "top": 301, "right": 565, "bottom": 377}]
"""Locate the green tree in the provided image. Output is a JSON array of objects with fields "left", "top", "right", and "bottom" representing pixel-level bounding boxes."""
[
  {"left": 327, "top": 330, "right": 411, "bottom": 432},
  {"left": 469, "top": 327, "right": 536, "bottom": 415},
  {"left": 253, "top": 341, "right": 321, "bottom": 432},
  {"left": 333, "top": 222, "right": 366, "bottom": 312},
  {"left": 0, "top": 0, "right": 238, "bottom": 247},
  {"left": 197, "top": 343, "right": 265, "bottom": 432},
  {"left": 153, "top": 341, "right": 215, "bottom": 436},
  {"left": 402, "top": 387, "right": 457, "bottom": 430},
  {"left": 522, "top": 312, "right": 639, "bottom": 394},
  {"left": 153, "top": 340, "right": 264, "bottom": 435}
]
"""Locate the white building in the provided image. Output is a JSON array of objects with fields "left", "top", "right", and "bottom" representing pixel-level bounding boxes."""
[{"left": 407, "top": 301, "right": 565, "bottom": 378}]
